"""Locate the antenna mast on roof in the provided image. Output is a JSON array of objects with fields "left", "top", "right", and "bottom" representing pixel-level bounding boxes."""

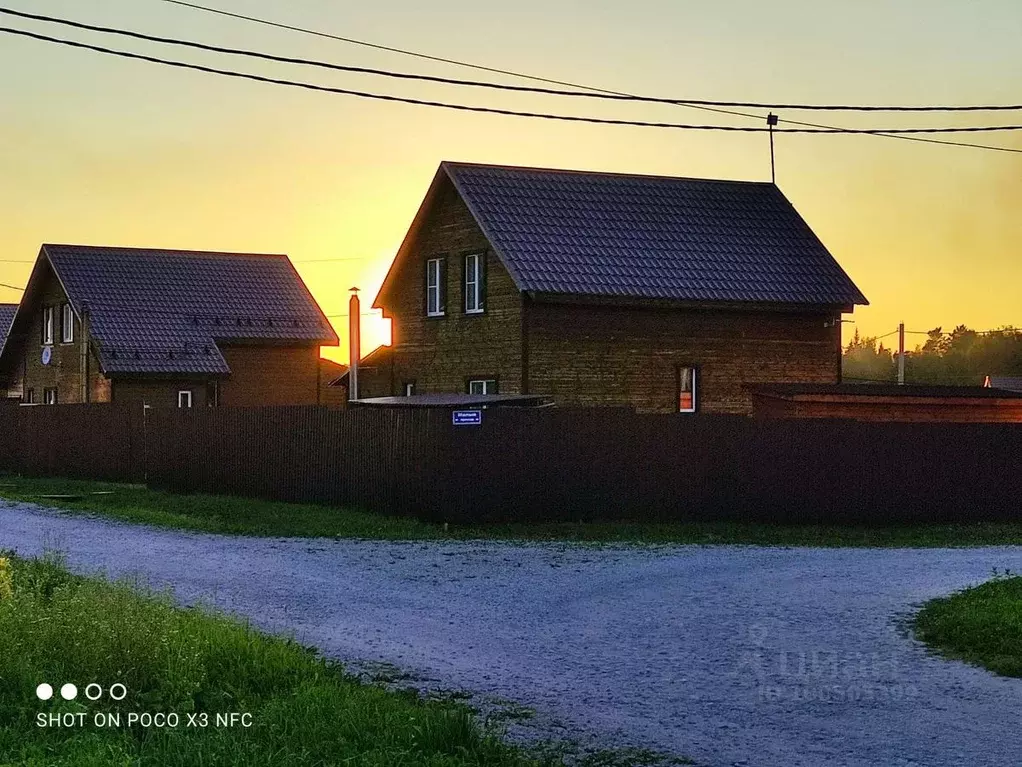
[{"left": 767, "top": 113, "right": 778, "bottom": 184}]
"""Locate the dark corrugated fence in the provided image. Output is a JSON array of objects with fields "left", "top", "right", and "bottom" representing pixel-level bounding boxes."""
[
  {"left": 0, "top": 405, "right": 145, "bottom": 482},
  {"left": 1, "top": 404, "right": 1021, "bottom": 524}
]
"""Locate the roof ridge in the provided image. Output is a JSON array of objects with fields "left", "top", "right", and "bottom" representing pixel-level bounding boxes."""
[
  {"left": 441, "top": 160, "right": 775, "bottom": 186},
  {"left": 42, "top": 244, "right": 288, "bottom": 259}
]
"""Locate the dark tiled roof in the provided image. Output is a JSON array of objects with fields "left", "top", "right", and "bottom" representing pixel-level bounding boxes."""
[
  {"left": 443, "top": 162, "right": 868, "bottom": 307},
  {"left": 752, "top": 383, "right": 1022, "bottom": 399},
  {"left": 0, "top": 304, "right": 16, "bottom": 350},
  {"left": 43, "top": 245, "right": 338, "bottom": 375}
]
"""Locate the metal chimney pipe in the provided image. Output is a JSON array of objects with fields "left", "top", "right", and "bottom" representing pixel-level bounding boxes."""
[{"left": 348, "top": 287, "right": 360, "bottom": 401}]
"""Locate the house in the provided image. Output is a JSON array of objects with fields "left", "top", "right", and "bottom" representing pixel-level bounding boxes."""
[
  {"left": 358, "top": 161, "right": 868, "bottom": 414},
  {"left": 750, "top": 382, "right": 1022, "bottom": 423},
  {"left": 0, "top": 304, "right": 16, "bottom": 399},
  {"left": 318, "top": 357, "right": 349, "bottom": 408},
  {"left": 984, "top": 375, "right": 1022, "bottom": 393},
  {"left": 0, "top": 304, "right": 15, "bottom": 345},
  {"left": 0, "top": 244, "right": 339, "bottom": 407}
]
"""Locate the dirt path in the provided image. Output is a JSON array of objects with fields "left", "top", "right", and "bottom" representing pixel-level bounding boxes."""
[{"left": 3, "top": 501, "right": 1021, "bottom": 766}]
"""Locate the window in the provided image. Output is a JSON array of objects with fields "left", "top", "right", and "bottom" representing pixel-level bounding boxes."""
[
  {"left": 60, "top": 303, "right": 74, "bottom": 343},
  {"left": 425, "top": 257, "right": 445, "bottom": 317},
  {"left": 464, "top": 253, "right": 485, "bottom": 314},
  {"left": 678, "top": 366, "right": 697, "bottom": 413},
  {"left": 468, "top": 378, "right": 497, "bottom": 395},
  {"left": 24, "top": 388, "right": 35, "bottom": 404},
  {"left": 41, "top": 306, "right": 55, "bottom": 345},
  {"left": 178, "top": 390, "right": 193, "bottom": 409},
  {"left": 43, "top": 388, "right": 58, "bottom": 406},
  {"left": 403, "top": 381, "right": 416, "bottom": 397}
]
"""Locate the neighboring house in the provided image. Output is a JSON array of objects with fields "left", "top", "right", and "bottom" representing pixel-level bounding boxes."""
[
  {"left": 0, "top": 304, "right": 17, "bottom": 399},
  {"left": 984, "top": 375, "right": 1022, "bottom": 393},
  {"left": 360, "top": 161, "right": 868, "bottom": 414},
  {"left": 750, "top": 383, "right": 1022, "bottom": 423},
  {"left": 318, "top": 357, "right": 349, "bottom": 409},
  {"left": 330, "top": 344, "right": 390, "bottom": 400},
  {"left": 0, "top": 244, "right": 338, "bottom": 407}
]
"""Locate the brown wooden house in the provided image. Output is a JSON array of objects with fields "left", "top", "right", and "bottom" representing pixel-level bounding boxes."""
[
  {"left": 0, "top": 245, "right": 339, "bottom": 407},
  {"left": 357, "top": 162, "right": 868, "bottom": 414}
]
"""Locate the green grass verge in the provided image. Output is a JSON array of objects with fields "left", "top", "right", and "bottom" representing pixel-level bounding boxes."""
[
  {"left": 914, "top": 571, "right": 1022, "bottom": 677},
  {"left": 0, "top": 552, "right": 550, "bottom": 767},
  {"left": 4, "top": 476, "right": 1022, "bottom": 547}
]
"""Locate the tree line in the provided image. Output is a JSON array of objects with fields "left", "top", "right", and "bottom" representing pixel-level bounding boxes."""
[{"left": 842, "top": 326, "right": 1022, "bottom": 385}]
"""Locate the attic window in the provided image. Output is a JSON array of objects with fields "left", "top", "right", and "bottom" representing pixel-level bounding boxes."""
[
  {"left": 464, "top": 254, "right": 485, "bottom": 314},
  {"left": 41, "top": 306, "right": 55, "bottom": 345},
  {"left": 61, "top": 303, "right": 74, "bottom": 343},
  {"left": 426, "top": 257, "right": 446, "bottom": 317}
]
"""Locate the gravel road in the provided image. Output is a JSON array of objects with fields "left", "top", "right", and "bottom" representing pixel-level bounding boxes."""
[{"left": 3, "top": 501, "right": 1022, "bottom": 766}]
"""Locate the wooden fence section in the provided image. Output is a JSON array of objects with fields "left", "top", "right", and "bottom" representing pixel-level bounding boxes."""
[{"left": 1, "top": 404, "right": 1021, "bottom": 524}]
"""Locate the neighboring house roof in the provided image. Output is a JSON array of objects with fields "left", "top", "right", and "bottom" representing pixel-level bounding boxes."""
[
  {"left": 1, "top": 245, "right": 338, "bottom": 378},
  {"left": 320, "top": 357, "right": 348, "bottom": 379},
  {"left": 329, "top": 344, "right": 390, "bottom": 386},
  {"left": 421, "top": 162, "right": 867, "bottom": 308},
  {"left": 0, "top": 304, "right": 16, "bottom": 351},
  {"left": 752, "top": 383, "right": 1022, "bottom": 399},
  {"left": 352, "top": 393, "right": 550, "bottom": 409},
  {"left": 984, "top": 376, "right": 1022, "bottom": 393}
]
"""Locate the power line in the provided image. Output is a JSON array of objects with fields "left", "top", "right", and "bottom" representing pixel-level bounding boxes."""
[
  {"left": 0, "top": 27, "right": 793, "bottom": 132},
  {"left": 152, "top": 1, "right": 1022, "bottom": 114},
  {"left": 146, "top": 4, "right": 1022, "bottom": 154},
  {"left": 0, "top": 6, "right": 752, "bottom": 122},
  {"left": 5, "top": 26, "right": 1022, "bottom": 144},
  {"left": 14, "top": 6, "right": 1021, "bottom": 123},
  {"left": 151, "top": 0, "right": 754, "bottom": 122}
]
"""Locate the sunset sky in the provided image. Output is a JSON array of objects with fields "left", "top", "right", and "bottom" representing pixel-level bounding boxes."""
[{"left": 1, "top": 0, "right": 1019, "bottom": 364}]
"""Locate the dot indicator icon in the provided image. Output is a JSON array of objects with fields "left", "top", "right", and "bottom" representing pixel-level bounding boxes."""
[
  {"left": 60, "top": 683, "right": 78, "bottom": 701},
  {"left": 36, "top": 683, "right": 53, "bottom": 701}
]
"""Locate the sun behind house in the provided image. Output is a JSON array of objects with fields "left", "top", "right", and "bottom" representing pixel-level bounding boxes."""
[
  {"left": 0, "top": 245, "right": 339, "bottom": 407},
  {"left": 346, "top": 161, "right": 868, "bottom": 414}
]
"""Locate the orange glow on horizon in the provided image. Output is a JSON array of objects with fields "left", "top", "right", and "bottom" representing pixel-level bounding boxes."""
[{"left": 0, "top": 0, "right": 1019, "bottom": 363}]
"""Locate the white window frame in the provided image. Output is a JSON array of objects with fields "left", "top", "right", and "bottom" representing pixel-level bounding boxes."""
[
  {"left": 61, "top": 302, "right": 74, "bottom": 343},
  {"left": 426, "top": 258, "right": 444, "bottom": 317},
  {"left": 43, "top": 387, "right": 57, "bottom": 406},
  {"left": 404, "top": 382, "right": 416, "bottom": 397},
  {"left": 678, "top": 366, "right": 697, "bottom": 413},
  {"left": 42, "top": 306, "right": 55, "bottom": 345},
  {"left": 464, "top": 253, "right": 483, "bottom": 314},
  {"left": 178, "top": 390, "right": 193, "bottom": 409},
  {"left": 468, "top": 379, "right": 497, "bottom": 395}
]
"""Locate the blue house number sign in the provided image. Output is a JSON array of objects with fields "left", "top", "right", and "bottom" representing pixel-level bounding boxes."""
[{"left": 452, "top": 410, "right": 482, "bottom": 426}]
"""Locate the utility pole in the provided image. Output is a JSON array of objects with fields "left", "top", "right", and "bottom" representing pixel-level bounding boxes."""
[
  {"left": 767, "top": 113, "right": 778, "bottom": 183},
  {"left": 897, "top": 322, "right": 905, "bottom": 385},
  {"left": 348, "top": 287, "right": 360, "bottom": 402}
]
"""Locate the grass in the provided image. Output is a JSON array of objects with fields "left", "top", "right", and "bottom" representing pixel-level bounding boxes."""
[
  {"left": 914, "top": 570, "right": 1022, "bottom": 678},
  {"left": 4, "top": 476, "right": 1022, "bottom": 548},
  {"left": 0, "top": 552, "right": 553, "bottom": 767}
]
